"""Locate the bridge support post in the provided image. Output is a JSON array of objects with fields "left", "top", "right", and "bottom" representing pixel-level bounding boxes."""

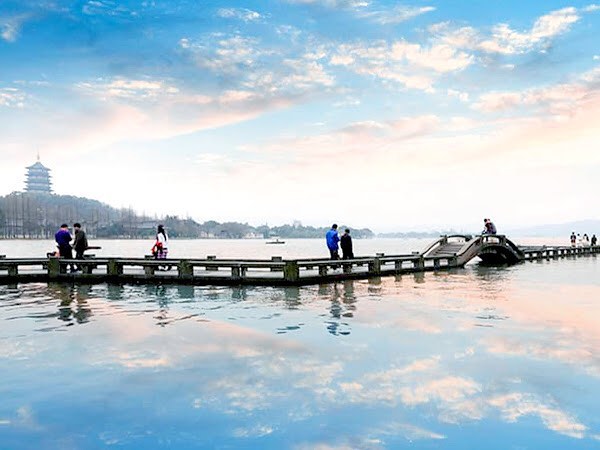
[
  {"left": 433, "top": 258, "right": 441, "bottom": 269},
  {"left": 368, "top": 257, "right": 381, "bottom": 275},
  {"left": 318, "top": 266, "right": 328, "bottom": 276},
  {"left": 7, "top": 265, "right": 18, "bottom": 277},
  {"left": 178, "top": 260, "right": 193, "bottom": 280},
  {"left": 284, "top": 261, "right": 300, "bottom": 282},
  {"left": 107, "top": 259, "right": 123, "bottom": 277},
  {"left": 48, "top": 257, "right": 60, "bottom": 279},
  {"left": 231, "top": 266, "right": 242, "bottom": 280},
  {"left": 414, "top": 257, "right": 424, "bottom": 271},
  {"left": 343, "top": 262, "right": 352, "bottom": 274}
]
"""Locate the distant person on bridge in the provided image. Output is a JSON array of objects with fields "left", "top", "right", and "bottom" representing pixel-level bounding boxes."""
[
  {"left": 582, "top": 234, "right": 590, "bottom": 247},
  {"left": 592, "top": 234, "right": 597, "bottom": 247},
  {"left": 325, "top": 224, "right": 340, "bottom": 259},
  {"left": 570, "top": 232, "right": 577, "bottom": 247},
  {"left": 482, "top": 218, "right": 497, "bottom": 235},
  {"left": 72, "top": 223, "right": 88, "bottom": 259},
  {"left": 55, "top": 223, "right": 75, "bottom": 272},
  {"left": 72, "top": 223, "right": 89, "bottom": 272},
  {"left": 152, "top": 224, "right": 171, "bottom": 270},
  {"left": 55, "top": 224, "right": 72, "bottom": 258},
  {"left": 340, "top": 228, "right": 354, "bottom": 259}
]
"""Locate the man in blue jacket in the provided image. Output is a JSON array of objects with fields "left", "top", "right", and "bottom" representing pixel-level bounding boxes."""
[{"left": 326, "top": 224, "right": 340, "bottom": 259}]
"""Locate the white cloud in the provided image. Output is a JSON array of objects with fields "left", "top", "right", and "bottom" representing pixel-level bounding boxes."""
[
  {"left": 330, "top": 40, "right": 472, "bottom": 92},
  {"left": 371, "top": 422, "right": 445, "bottom": 440},
  {"left": 431, "top": 6, "right": 588, "bottom": 55},
  {"left": 473, "top": 66, "right": 600, "bottom": 115},
  {"left": 358, "top": 5, "right": 435, "bottom": 25},
  {"left": 0, "top": 88, "right": 27, "bottom": 108},
  {"left": 232, "top": 424, "right": 275, "bottom": 437},
  {"left": 217, "top": 8, "right": 263, "bottom": 22},
  {"left": 447, "top": 89, "right": 469, "bottom": 102},
  {"left": 583, "top": 4, "right": 600, "bottom": 12},
  {"left": 82, "top": 1, "right": 134, "bottom": 17},
  {"left": 76, "top": 78, "right": 180, "bottom": 101},
  {"left": 285, "top": 0, "right": 369, "bottom": 9},
  {"left": 400, "top": 376, "right": 481, "bottom": 406},
  {"left": 0, "top": 15, "right": 28, "bottom": 42},
  {"left": 489, "top": 393, "right": 587, "bottom": 439}
]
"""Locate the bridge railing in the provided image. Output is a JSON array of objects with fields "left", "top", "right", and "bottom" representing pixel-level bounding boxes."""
[{"left": 422, "top": 234, "right": 473, "bottom": 257}]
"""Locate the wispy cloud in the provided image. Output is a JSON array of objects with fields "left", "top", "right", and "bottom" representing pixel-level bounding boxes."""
[
  {"left": 473, "top": 66, "right": 600, "bottom": 115},
  {"left": 217, "top": 8, "right": 264, "bottom": 22},
  {"left": 0, "top": 14, "right": 29, "bottom": 42},
  {"left": 76, "top": 78, "right": 180, "bottom": 102},
  {"left": 358, "top": 5, "right": 435, "bottom": 25},
  {"left": 285, "top": 0, "right": 369, "bottom": 10},
  {"left": 81, "top": 0, "right": 136, "bottom": 17},
  {"left": 489, "top": 393, "right": 587, "bottom": 439},
  {"left": 0, "top": 88, "right": 27, "bottom": 108},
  {"left": 330, "top": 40, "right": 472, "bottom": 92},
  {"left": 431, "top": 6, "right": 595, "bottom": 56}
]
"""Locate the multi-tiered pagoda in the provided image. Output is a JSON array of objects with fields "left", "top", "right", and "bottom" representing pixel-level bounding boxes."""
[{"left": 24, "top": 156, "right": 52, "bottom": 193}]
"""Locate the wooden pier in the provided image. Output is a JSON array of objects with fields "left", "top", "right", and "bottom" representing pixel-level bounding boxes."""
[{"left": 0, "top": 235, "right": 598, "bottom": 286}]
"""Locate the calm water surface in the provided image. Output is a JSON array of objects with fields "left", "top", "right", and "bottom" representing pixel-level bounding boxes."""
[{"left": 1, "top": 238, "right": 599, "bottom": 449}]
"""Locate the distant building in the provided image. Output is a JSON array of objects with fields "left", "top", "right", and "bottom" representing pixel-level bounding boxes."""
[{"left": 24, "top": 156, "right": 52, "bottom": 194}]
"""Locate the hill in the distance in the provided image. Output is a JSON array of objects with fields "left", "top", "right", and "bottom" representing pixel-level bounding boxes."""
[{"left": 0, "top": 192, "right": 374, "bottom": 239}]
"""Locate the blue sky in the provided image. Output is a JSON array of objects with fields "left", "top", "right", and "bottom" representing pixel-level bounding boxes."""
[{"left": 1, "top": 1, "right": 599, "bottom": 232}]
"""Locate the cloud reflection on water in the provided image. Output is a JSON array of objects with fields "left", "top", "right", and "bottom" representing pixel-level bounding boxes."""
[{"left": 1, "top": 260, "right": 600, "bottom": 447}]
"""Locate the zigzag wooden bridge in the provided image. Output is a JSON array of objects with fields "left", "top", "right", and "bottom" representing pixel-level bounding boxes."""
[{"left": 0, "top": 235, "right": 598, "bottom": 286}]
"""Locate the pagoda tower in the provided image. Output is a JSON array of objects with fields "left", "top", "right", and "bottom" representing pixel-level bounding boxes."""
[{"left": 24, "top": 155, "right": 52, "bottom": 194}]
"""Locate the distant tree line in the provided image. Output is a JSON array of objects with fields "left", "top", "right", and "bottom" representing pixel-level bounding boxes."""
[{"left": 0, "top": 192, "right": 374, "bottom": 239}]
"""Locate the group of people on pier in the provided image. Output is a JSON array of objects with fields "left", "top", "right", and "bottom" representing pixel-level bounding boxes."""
[
  {"left": 54, "top": 223, "right": 88, "bottom": 272},
  {"left": 570, "top": 232, "right": 597, "bottom": 248},
  {"left": 325, "top": 224, "right": 354, "bottom": 260}
]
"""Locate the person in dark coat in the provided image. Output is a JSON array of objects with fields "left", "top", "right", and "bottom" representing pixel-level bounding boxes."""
[
  {"left": 340, "top": 228, "right": 354, "bottom": 259},
  {"left": 72, "top": 223, "right": 88, "bottom": 260}
]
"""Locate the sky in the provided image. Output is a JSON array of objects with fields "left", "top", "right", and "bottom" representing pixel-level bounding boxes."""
[{"left": 1, "top": 0, "right": 599, "bottom": 233}]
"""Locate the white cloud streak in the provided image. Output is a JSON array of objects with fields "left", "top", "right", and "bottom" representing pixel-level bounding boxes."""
[
  {"left": 430, "top": 6, "right": 593, "bottom": 55},
  {"left": 0, "top": 15, "right": 29, "bottom": 42},
  {"left": 217, "top": 8, "right": 263, "bottom": 22},
  {"left": 473, "top": 66, "right": 600, "bottom": 115}
]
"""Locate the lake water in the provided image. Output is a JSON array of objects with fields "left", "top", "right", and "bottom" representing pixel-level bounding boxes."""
[{"left": 1, "top": 238, "right": 599, "bottom": 449}]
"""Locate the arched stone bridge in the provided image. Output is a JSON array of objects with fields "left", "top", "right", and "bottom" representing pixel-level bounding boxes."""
[{"left": 422, "top": 234, "right": 526, "bottom": 266}]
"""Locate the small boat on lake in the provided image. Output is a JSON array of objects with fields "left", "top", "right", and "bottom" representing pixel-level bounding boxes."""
[{"left": 266, "top": 237, "right": 285, "bottom": 244}]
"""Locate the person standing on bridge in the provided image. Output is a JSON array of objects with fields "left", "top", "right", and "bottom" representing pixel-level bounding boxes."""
[
  {"left": 570, "top": 232, "right": 577, "bottom": 247},
  {"left": 152, "top": 224, "right": 171, "bottom": 270},
  {"left": 591, "top": 234, "right": 597, "bottom": 247},
  {"left": 55, "top": 223, "right": 75, "bottom": 273},
  {"left": 582, "top": 234, "right": 590, "bottom": 247},
  {"left": 340, "top": 228, "right": 354, "bottom": 259},
  {"left": 326, "top": 224, "right": 340, "bottom": 260},
  {"left": 482, "top": 218, "right": 497, "bottom": 235},
  {"left": 72, "top": 223, "right": 89, "bottom": 272}
]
